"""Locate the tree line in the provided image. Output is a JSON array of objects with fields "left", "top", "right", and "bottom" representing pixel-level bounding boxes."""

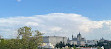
[{"left": 0, "top": 26, "right": 43, "bottom": 49}]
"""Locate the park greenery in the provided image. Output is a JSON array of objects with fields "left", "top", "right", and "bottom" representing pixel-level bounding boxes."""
[{"left": 0, "top": 26, "right": 43, "bottom": 49}]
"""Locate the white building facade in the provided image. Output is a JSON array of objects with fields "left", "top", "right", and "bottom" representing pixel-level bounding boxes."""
[
  {"left": 43, "top": 36, "right": 67, "bottom": 46},
  {"left": 68, "top": 33, "right": 86, "bottom": 46}
]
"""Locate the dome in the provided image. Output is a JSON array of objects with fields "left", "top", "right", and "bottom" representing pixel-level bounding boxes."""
[{"left": 77, "top": 32, "right": 81, "bottom": 37}]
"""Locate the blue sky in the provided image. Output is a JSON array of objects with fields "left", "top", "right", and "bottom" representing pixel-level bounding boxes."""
[
  {"left": 0, "top": 0, "right": 111, "bottom": 20},
  {"left": 0, "top": 0, "right": 111, "bottom": 40}
]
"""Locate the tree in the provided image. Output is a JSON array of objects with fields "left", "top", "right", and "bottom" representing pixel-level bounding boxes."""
[
  {"left": 73, "top": 46, "right": 76, "bottom": 49},
  {"left": 0, "top": 39, "right": 10, "bottom": 49},
  {"left": 5, "top": 26, "right": 43, "bottom": 49},
  {"left": 66, "top": 43, "right": 71, "bottom": 47},
  {"left": 55, "top": 41, "right": 65, "bottom": 48}
]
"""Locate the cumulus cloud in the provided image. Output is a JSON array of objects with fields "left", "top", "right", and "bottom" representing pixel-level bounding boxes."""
[
  {"left": 49, "top": 27, "right": 62, "bottom": 32},
  {"left": 16, "top": 0, "right": 21, "bottom": 2},
  {"left": 25, "top": 22, "right": 39, "bottom": 26},
  {"left": 0, "top": 13, "right": 111, "bottom": 39}
]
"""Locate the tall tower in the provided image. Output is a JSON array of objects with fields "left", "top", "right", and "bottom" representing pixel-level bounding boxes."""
[
  {"left": 77, "top": 32, "right": 82, "bottom": 46},
  {"left": 77, "top": 32, "right": 82, "bottom": 40},
  {"left": 72, "top": 34, "right": 73, "bottom": 40}
]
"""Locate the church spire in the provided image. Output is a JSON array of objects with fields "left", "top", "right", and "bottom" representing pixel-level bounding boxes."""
[
  {"left": 77, "top": 32, "right": 82, "bottom": 39},
  {"left": 72, "top": 34, "right": 73, "bottom": 39}
]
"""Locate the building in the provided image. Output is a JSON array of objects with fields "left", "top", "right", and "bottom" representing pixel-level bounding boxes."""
[
  {"left": 68, "top": 32, "right": 86, "bottom": 46},
  {"left": 43, "top": 33, "right": 100, "bottom": 47},
  {"left": 86, "top": 40, "right": 98, "bottom": 45},
  {"left": 43, "top": 36, "right": 67, "bottom": 46},
  {"left": 99, "top": 37, "right": 105, "bottom": 42}
]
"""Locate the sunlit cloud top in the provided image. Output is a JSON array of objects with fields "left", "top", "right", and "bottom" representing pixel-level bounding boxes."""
[
  {"left": 0, "top": 13, "right": 111, "bottom": 40},
  {"left": 16, "top": 0, "right": 21, "bottom": 2}
]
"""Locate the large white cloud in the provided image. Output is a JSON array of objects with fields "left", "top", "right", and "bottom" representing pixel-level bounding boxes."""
[
  {"left": 16, "top": 0, "right": 21, "bottom": 2},
  {"left": 0, "top": 13, "right": 111, "bottom": 40}
]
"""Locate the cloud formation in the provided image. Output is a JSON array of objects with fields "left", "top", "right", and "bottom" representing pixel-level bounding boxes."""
[
  {"left": 0, "top": 13, "right": 111, "bottom": 39},
  {"left": 16, "top": 0, "right": 21, "bottom": 2}
]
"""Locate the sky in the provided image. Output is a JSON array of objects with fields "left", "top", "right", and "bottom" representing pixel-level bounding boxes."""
[{"left": 0, "top": 0, "right": 111, "bottom": 40}]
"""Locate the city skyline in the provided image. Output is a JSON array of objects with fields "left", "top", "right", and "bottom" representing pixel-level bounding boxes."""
[{"left": 0, "top": 0, "right": 111, "bottom": 40}]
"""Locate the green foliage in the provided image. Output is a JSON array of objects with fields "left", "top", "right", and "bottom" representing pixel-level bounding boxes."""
[
  {"left": 55, "top": 42, "right": 78, "bottom": 49},
  {"left": 97, "top": 47, "right": 102, "bottom": 49},
  {"left": 55, "top": 41, "right": 65, "bottom": 48},
  {"left": 73, "top": 46, "right": 76, "bottom": 49},
  {"left": 97, "top": 41, "right": 111, "bottom": 49},
  {"left": 0, "top": 26, "right": 43, "bottom": 49},
  {"left": 0, "top": 39, "right": 9, "bottom": 49}
]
